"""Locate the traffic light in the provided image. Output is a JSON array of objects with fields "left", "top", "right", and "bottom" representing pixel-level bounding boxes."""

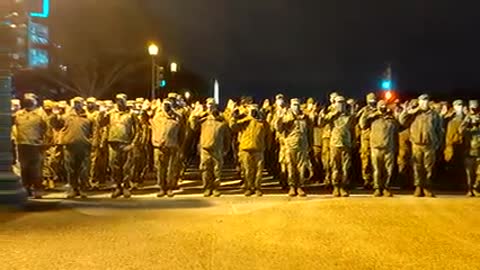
[
  {"left": 381, "top": 80, "right": 391, "bottom": 90},
  {"left": 159, "top": 79, "right": 166, "bottom": 88}
]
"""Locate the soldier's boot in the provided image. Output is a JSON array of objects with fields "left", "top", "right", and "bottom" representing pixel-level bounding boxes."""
[
  {"left": 79, "top": 190, "right": 88, "bottom": 199},
  {"left": 255, "top": 189, "right": 263, "bottom": 197},
  {"left": 423, "top": 188, "right": 435, "bottom": 198},
  {"left": 157, "top": 189, "right": 166, "bottom": 198},
  {"left": 383, "top": 189, "right": 393, "bottom": 197},
  {"left": 473, "top": 188, "right": 480, "bottom": 197},
  {"left": 167, "top": 189, "right": 175, "bottom": 198},
  {"left": 244, "top": 189, "right": 254, "bottom": 197},
  {"left": 66, "top": 189, "right": 79, "bottom": 199},
  {"left": 332, "top": 186, "right": 341, "bottom": 197},
  {"left": 212, "top": 189, "right": 221, "bottom": 197},
  {"left": 32, "top": 189, "right": 42, "bottom": 199},
  {"left": 111, "top": 188, "right": 123, "bottom": 199},
  {"left": 373, "top": 189, "right": 382, "bottom": 197},
  {"left": 466, "top": 188, "right": 474, "bottom": 197},
  {"left": 123, "top": 188, "right": 131, "bottom": 199},
  {"left": 288, "top": 186, "right": 297, "bottom": 197},
  {"left": 297, "top": 187, "right": 306, "bottom": 197},
  {"left": 413, "top": 186, "right": 423, "bottom": 197},
  {"left": 203, "top": 189, "right": 212, "bottom": 197},
  {"left": 340, "top": 187, "right": 350, "bottom": 197},
  {"left": 48, "top": 179, "right": 55, "bottom": 190}
]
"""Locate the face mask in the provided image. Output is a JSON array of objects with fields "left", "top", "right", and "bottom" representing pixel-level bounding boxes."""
[
  {"left": 419, "top": 100, "right": 429, "bottom": 110},
  {"left": 250, "top": 109, "right": 259, "bottom": 118},
  {"left": 116, "top": 99, "right": 126, "bottom": 108},
  {"left": 335, "top": 102, "right": 345, "bottom": 112},
  {"left": 73, "top": 102, "right": 83, "bottom": 111},
  {"left": 22, "top": 98, "right": 37, "bottom": 109},
  {"left": 454, "top": 105, "right": 463, "bottom": 115},
  {"left": 290, "top": 104, "right": 300, "bottom": 114},
  {"left": 87, "top": 103, "right": 96, "bottom": 111},
  {"left": 163, "top": 103, "right": 172, "bottom": 112},
  {"left": 276, "top": 99, "right": 284, "bottom": 107}
]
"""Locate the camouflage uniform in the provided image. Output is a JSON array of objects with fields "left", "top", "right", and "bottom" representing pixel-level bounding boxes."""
[
  {"left": 14, "top": 93, "right": 47, "bottom": 198},
  {"left": 51, "top": 97, "right": 93, "bottom": 198},
  {"left": 100, "top": 94, "right": 139, "bottom": 198},
  {"left": 356, "top": 93, "right": 377, "bottom": 187},
  {"left": 360, "top": 100, "right": 398, "bottom": 196},
  {"left": 399, "top": 94, "right": 443, "bottom": 197},
  {"left": 190, "top": 99, "right": 230, "bottom": 197},
  {"left": 231, "top": 104, "right": 269, "bottom": 196},
  {"left": 151, "top": 100, "right": 183, "bottom": 197},
  {"left": 320, "top": 96, "right": 355, "bottom": 197},
  {"left": 275, "top": 99, "right": 312, "bottom": 197},
  {"left": 460, "top": 100, "right": 480, "bottom": 196}
]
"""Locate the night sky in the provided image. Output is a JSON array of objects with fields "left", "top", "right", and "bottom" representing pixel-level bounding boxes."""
[{"left": 54, "top": 0, "right": 480, "bottom": 100}]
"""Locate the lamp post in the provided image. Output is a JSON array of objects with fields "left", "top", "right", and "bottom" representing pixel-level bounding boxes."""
[{"left": 148, "top": 44, "right": 159, "bottom": 99}]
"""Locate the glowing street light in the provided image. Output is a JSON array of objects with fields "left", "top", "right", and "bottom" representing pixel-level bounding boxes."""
[
  {"left": 148, "top": 43, "right": 159, "bottom": 99},
  {"left": 148, "top": 44, "right": 159, "bottom": 56},
  {"left": 185, "top": 91, "right": 191, "bottom": 100},
  {"left": 170, "top": 62, "right": 178, "bottom": 73}
]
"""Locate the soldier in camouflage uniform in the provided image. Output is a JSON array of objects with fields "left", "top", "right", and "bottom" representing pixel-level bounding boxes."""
[
  {"left": 270, "top": 94, "right": 289, "bottom": 189},
  {"left": 231, "top": 104, "right": 269, "bottom": 196},
  {"left": 318, "top": 92, "right": 339, "bottom": 186},
  {"left": 100, "top": 93, "right": 140, "bottom": 198},
  {"left": 320, "top": 96, "right": 355, "bottom": 197},
  {"left": 356, "top": 92, "right": 377, "bottom": 188},
  {"left": 189, "top": 98, "right": 230, "bottom": 197},
  {"left": 41, "top": 99, "right": 57, "bottom": 190},
  {"left": 14, "top": 93, "right": 48, "bottom": 198},
  {"left": 51, "top": 97, "right": 94, "bottom": 198},
  {"left": 275, "top": 98, "right": 313, "bottom": 197},
  {"left": 443, "top": 100, "right": 467, "bottom": 188},
  {"left": 85, "top": 97, "right": 102, "bottom": 189},
  {"left": 399, "top": 94, "right": 443, "bottom": 197},
  {"left": 461, "top": 100, "right": 480, "bottom": 196},
  {"left": 151, "top": 99, "right": 183, "bottom": 197},
  {"left": 360, "top": 100, "right": 399, "bottom": 197}
]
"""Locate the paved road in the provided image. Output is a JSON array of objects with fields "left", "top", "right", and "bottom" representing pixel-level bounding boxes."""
[{"left": 1, "top": 194, "right": 479, "bottom": 270}]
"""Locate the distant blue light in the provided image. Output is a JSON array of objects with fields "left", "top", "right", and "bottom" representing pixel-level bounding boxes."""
[
  {"left": 381, "top": 80, "right": 391, "bottom": 90},
  {"left": 160, "top": 80, "right": 167, "bottom": 88},
  {"left": 30, "top": 0, "right": 50, "bottom": 18}
]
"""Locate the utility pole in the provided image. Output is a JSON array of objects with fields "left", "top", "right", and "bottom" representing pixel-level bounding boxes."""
[{"left": 0, "top": 0, "right": 28, "bottom": 205}]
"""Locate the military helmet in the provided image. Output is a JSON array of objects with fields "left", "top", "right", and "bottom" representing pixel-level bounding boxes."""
[
  {"left": 43, "top": 99, "right": 54, "bottom": 108},
  {"left": 71, "top": 96, "right": 84, "bottom": 103},
  {"left": 86, "top": 97, "right": 96, "bottom": 103},
  {"left": 452, "top": 100, "right": 463, "bottom": 107},
  {"left": 206, "top": 97, "right": 216, "bottom": 105},
  {"left": 335, "top": 96, "right": 346, "bottom": 103},
  {"left": 469, "top": 100, "right": 479, "bottom": 109},
  {"left": 275, "top": 94, "right": 285, "bottom": 100},
  {"left": 418, "top": 94, "right": 429, "bottom": 101},
  {"left": 366, "top": 92, "right": 376, "bottom": 103},
  {"left": 306, "top": 97, "right": 315, "bottom": 104},
  {"left": 377, "top": 100, "right": 387, "bottom": 108},
  {"left": 347, "top": 98, "right": 355, "bottom": 105},
  {"left": 24, "top": 92, "right": 38, "bottom": 101},
  {"left": 11, "top": 99, "right": 20, "bottom": 106},
  {"left": 290, "top": 98, "right": 301, "bottom": 105},
  {"left": 167, "top": 92, "right": 178, "bottom": 99},
  {"left": 135, "top": 97, "right": 145, "bottom": 103},
  {"left": 330, "top": 92, "right": 339, "bottom": 99},
  {"left": 115, "top": 93, "right": 128, "bottom": 101}
]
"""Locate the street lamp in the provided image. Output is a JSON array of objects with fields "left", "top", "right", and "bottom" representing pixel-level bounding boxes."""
[
  {"left": 148, "top": 43, "right": 159, "bottom": 99},
  {"left": 170, "top": 62, "right": 178, "bottom": 73},
  {"left": 184, "top": 91, "right": 191, "bottom": 101}
]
